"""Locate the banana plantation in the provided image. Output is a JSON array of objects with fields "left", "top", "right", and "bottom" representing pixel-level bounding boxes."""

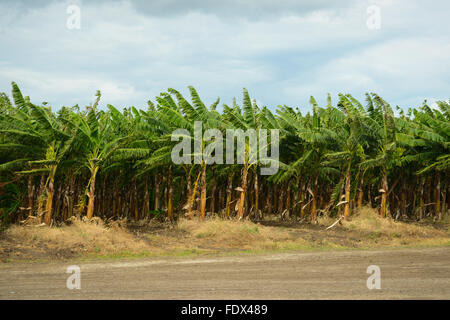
[{"left": 0, "top": 82, "right": 448, "bottom": 226}]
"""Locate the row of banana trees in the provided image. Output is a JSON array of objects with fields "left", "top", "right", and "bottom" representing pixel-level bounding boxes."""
[{"left": 0, "top": 82, "right": 448, "bottom": 226}]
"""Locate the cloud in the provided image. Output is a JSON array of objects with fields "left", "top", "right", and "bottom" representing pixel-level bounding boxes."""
[
  {"left": 283, "top": 36, "right": 450, "bottom": 108},
  {"left": 98, "top": 0, "right": 359, "bottom": 20},
  {"left": 0, "top": 0, "right": 448, "bottom": 111},
  {"left": 0, "top": 65, "right": 143, "bottom": 108}
]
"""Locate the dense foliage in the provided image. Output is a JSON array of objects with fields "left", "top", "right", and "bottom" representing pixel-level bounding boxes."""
[{"left": 0, "top": 82, "right": 448, "bottom": 226}]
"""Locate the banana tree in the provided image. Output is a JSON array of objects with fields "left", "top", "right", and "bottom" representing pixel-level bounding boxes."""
[
  {"left": 0, "top": 83, "right": 74, "bottom": 224},
  {"left": 222, "top": 89, "right": 263, "bottom": 220},
  {"left": 71, "top": 105, "right": 126, "bottom": 220},
  {"left": 277, "top": 97, "right": 338, "bottom": 221},
  {"left": 360, "top": 93, "right": 400, "bottom": 218},
  {"left": 396, "top": 100, "right": 450, "bottom": 219},
  {"left": 325, "top": 94, "right": 367, "bottom": 219}
]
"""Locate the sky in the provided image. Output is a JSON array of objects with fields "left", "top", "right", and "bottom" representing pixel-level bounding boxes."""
[{"left": 0, "top": 0, "right": 449, "bottom": 113}]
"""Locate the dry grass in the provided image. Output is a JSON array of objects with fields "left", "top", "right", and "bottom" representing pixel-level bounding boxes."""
[
  {"left": 315, "top": 207, "right": 450, "bottom": 248},
  {"left": 1, "top": 207, "right": 449, "bottom": 263},
  {"left": 342, "top": 207, "right": 448, "bottom": 238},
  {"left": 3, "top": 217, "right": 149, "bottom": 259},
  {"left": 177, "top": 218, "right": 302, "bottom": 251}
]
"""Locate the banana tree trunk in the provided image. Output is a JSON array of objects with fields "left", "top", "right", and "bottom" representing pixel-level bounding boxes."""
[
  {"left": 237, "top": 161, "right": 248, "bottom": 220},
  {"left": 37, "top": 175, "right": 46, "bottom": 223},
  {"left": 445, "top": 181, "right": 450, "bottom": 214},
  {"left": 55, "top": 184, "right": 63, "bottom": 221},
  {"left": 68, "top": 189, "right": 74, "bottom": 219},
  {"left": 344, "top": 161, "right": 351, "bottom": 219},
  {"left": 189, "top": 169, "right": 201, "bottom": 217},
  {"left": 163, "top": 176, "right": 168, "bottom": 212},
  {"left": 186, "top": 167, "right": 192, "bottom": 215},
  {"left": 425, "top": 176, "right": 431, "bottom": 216},
  {"left": 133, "top": 180, "right": 139, "bottom": 220},
  {"left": 210, "top": 166, "right": 216, "bottom": 214},
  {"left": 154, "top": 174, "right": 160, "bottom": 211},
  {"left": 300, "top": 188, "right": 305, "bottom": 219},
  {"left": 86, "top": 166, "right": 99, "bottom": 220},
  {"left": 112, "top": 178, "right": 117, "bottom": 217},
  {"left": 380, "top": 169, "right": 388, "bottom": 218},
  {"left": 357, "top": 173, "right": 364, "bottom": 210},
  {"left": 218, "top": 188, "right": 223, "bottom": 214},
  {"left": 311, "top": 174, "right": 318, "bottom": 222},
  {"left": 278, "top": 186, "right": 284, "bottom": 217},
  {"left": 266, "top": 185, "right": 272, "bottom": 218},
  {"left": 117, "top": 194, "right": 122, "bottom": 218},
  {"left": 285, "top": 182, "right": 291, "bottom": 219},
  {"left": 144, "top": 178, "right": 150, "bottom": 217},
  {"left": 297, "top": 178, "right": 304, "bottom": 218},
  {"left": 27, "top": 175, "right": 33, "bottom": 217},
  {"left": 226, "top": 167, "right": 233, "bottom": 219},
  {"left": 293, "top": 190, "right": 299, "bottom": 218},
  {"left": 168, "top": 166, "right": 173, "bottom": 221},
  {"left": 436, "top": 172, "right": 441, "bottom": 220},
  {"left": 254, "top": 167, "right": 259, "bottom": 218},
  {"left": 44, "top": 165, "right": 57, "bottom": 225},
  {"left": 200, "top": 163, "right": 207, "bottom": 221},
  {"left": 410, "top": 182, "right": 416, "bottom": 219},
  {"left": 245, "top": 177, "right": 250, "bottom": 217},
  {"left": 129, "top": 183, "right": 134, "bottom": 219},
  {"left": 442, "top": 183, "right": 447, "bottom": 217},
  {"left": 401, "top": 181, "right": 406, "bottom": 217}
]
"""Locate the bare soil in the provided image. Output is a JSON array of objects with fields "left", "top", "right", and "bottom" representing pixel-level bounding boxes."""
[{"left": 0, "top": 247, "right": 449, "bottom": 299}]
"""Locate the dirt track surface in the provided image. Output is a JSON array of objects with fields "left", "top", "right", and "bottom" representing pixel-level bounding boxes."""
[{"left": 1, "top": 247, "right": 449, "bottom": 299}]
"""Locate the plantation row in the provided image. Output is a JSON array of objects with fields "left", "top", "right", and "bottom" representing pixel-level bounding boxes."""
[{"left": 0, "top": 82, "right": 448, "bottom": 226}]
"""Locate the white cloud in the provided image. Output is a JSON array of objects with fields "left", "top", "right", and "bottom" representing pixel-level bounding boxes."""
[
  {"left": 282, "top": 37, "right": 450, "bottom": 110},
  {"left": 0, "top": 0, "right": 448, "bottom": 111},
  {"left": 0, "top": 65, "right": 143, "bottom": 107}
]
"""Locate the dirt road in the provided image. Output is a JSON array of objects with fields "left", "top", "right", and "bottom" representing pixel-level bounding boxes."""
[{"left": 0, "top": 247, "right": 449, "bottom": 299}]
